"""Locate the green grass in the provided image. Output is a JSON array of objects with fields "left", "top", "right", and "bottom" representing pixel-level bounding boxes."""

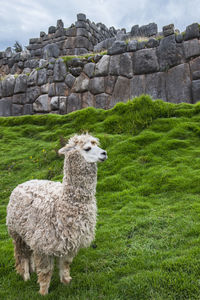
[{"left": 1, "top": 95, "right": 200, "bottom": 299}]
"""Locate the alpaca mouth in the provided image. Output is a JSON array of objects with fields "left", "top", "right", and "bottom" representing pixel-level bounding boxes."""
[{"left": 99, "top": 156, "right": 107, "bottom": 162}]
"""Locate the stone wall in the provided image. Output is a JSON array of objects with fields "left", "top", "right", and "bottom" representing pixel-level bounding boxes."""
[{"left": 0, "top": 17, "right": 200, "bottom": 117}]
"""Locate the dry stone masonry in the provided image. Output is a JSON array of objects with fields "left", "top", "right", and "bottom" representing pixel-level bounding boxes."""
[{"left": 0, "top": 14, "right": 200, "bottom": 116}]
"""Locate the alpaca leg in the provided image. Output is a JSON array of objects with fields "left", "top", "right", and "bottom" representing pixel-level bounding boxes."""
[
  {"left": 34, "top": 253, "right": 54, "bottom": 295},
  {"left": 59, "top": 257, "right": 73, "bottom": 284},
  {"left": 13, "top": 235, "right": 32, "bottom": 281}
]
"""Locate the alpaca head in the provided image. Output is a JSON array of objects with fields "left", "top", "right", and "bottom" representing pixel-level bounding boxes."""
[{"left": 58, "top": 133, "right": 107, "bottom": 163}]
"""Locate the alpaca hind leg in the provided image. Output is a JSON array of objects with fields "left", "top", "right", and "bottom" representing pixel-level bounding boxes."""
[
  {"left": 34, "top": 253, "right": 54, "bottom": 295},
  {"left": 13, "top": 235, "right": 32, "bottom": 281},
  {"left": 59, "top": 256, "right": 73, "bottom": 284}
]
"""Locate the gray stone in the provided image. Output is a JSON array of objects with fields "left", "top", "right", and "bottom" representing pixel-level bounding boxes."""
[
  {"left": 94, "top": 38, "right": 116, "bottom": 52},
  {"left": 130, "top": 75, "right": 146, "bottom": 99},
  {"left": 105, "top": 76, "right": 117, "bottom": 95},
  {"left": 82, "top": 92, "right": 94, "bottom": 108},
  {"left": 163, "top": 24, "right": 174, "bottom": 37},
  {"left": 110, "top": 76, "right": 130, "bottom": 107},
  {"left": 95, "top": 93, "right": 109, "bottom": 109},
  {"left": 0, "top": 97, "right": 12, "bottom": 116},
  {"left": 67, "top": 93, "right": 82, "bottom": 113},
  {"left": 127, "top": 40, "right": 138, "bottom": 52},
  {"left": 0, "top": 82, "right": 2, "bottom": 98},
  {"left": 50, "top": 96, "right": 59, "bottom": 110},
  {"left": 27, "top": 70, "right": 37, "bottom": 86},
  {"left": 75, "top": 36, "right": 90, "bottom": 49},
  {"left": 48, "top": 26, "right": 56, "bottom": 34},
  {"left": 43, "top": 43, "right": 60, "bottom": 59},
  {"left": 166, "top": 63, "right": 191, "bottom": 103},
  {"left": 89, "top": 77, "right": 105, "bottom": 95},
  {"left": 37, "top": 69, "right": 47, "bottom": 86},
  {"left": 77, "top": 28, "right": 89, "bottom": 38},
  {"left": 14, "top": 74, "right": 27, "bottom": 94},
  {"left": 192, "top": 80, "right": 200, "bottom": 102},
  {"left": 185, "top": 23, "right": 199, "bottom": 40},
  {"left": 63, "top": 37, "right": 75, "bottom": 49},
  {"left": 190, "top": 56, "right": 200, "bottom": 73},
  {"left": 2, "top": 75, "right": 15, "bottom": 97},
  {"left": 48, "top": 83, "right": 56, "bottom": 97},
  {"left": 183, "top": 39, "right": 200, "bottom": 59},
  {"left": 13, "top": 93, "right": 27, "bottom": 104},
  {"left": 120, "top": 53, "right": 133, "bottom": 78},
  {"left": 73, "top": 73, "right": 89, "bottom": 93},
  {"left": 12, "top": 104, "right": 23, "bottom": 116},
  {"left": 108, "top": 41, "right": 127, "bottom": 55},
  {"left": 157, "top": 34, "right": 180, "bottom": 71},
  {"left": 23, "top": 104, "right": 33, "bottom": 115},
  {"left": 57, "top": 19, "right": 64, "bottom": 28},
  {"left": 5, "top": 47, "right": 12, "bottom": 58},
  {"left": 66, "top": 58, "right": 84, "bottom": 68},
  {"left": 176, "top": 34, "right": 183, "bottom": 43},
  {"left": 53, "top": 58, "right": 67, "bottom": 82},
  {"left": 83, "top": 63, "right": 95, "bottom": 78},
  {"left": 75, "top": 21, "right": 87, "bottom": 29},
  {"left": 65, "top": 27, "right": 77, "bottom": 37},
  {"left": 18, "top": 61, "right": 24, "bottom": 69},
  {"left": 33, "top": 94, "right": 50, "bottom": 112},
  {"left": 146, "top": 38, "right": 159, "bottom": 48},
  {"left": 24, "top": 59, "right": 39, "bottom": 69},
  {"left": 59, "top": 96, "right": 68, "bottom": 114},
  {"left": 145, "top": 72, "right": 167, "bottom": 100},
  {"left": 95, "top": 55, "right": 110, "bottom": 76},
  {"left": 39, "top": 59, "right": 48, "bottom": 68},
  {"left": 139, "top": 23, "right": 158, "bottom": 37},
  {"left": 109, "top": 55, "right": 120, "bottom": 75},
  {"left": 133, "top": 48, "right": 159, "bottom": 74},
  {"left": 131, "top": 25, "right": 139, "bottom": 36},
  {"left": 192, "top": 71, "right": 200, "bottom": 80},
  {"left": 55, "top": 82, "right": 68, "bottom": 96},
  {"left": 65, "top": 73, "right": 76, "bottom": 88},
  {"left": 41, "top": 83, "right": 49, "bottom": 94},
  {"left": 69, "top": 67, "right": 82, "bottom": 77},
  {"left": 26, "top": 86, "right": 41, "bottom": 103},
  {"left": 77, "top": 13, "right": 86, "bottom": 21}
]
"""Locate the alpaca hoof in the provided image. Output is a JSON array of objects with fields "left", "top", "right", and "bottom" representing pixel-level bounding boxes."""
[
  {"left": 39, "top": 288, "right": 48, "bottom": 296},
  {"left": 23, "top": 272, "right": 30, "bottom": 281},
  {"left": 61, "top": 276, "right": 72, "bottom": 284}
]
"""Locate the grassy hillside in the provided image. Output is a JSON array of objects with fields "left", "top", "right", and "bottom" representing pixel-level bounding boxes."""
[{"left": 1, "top": 95, "right": 200, "bottom": 299}]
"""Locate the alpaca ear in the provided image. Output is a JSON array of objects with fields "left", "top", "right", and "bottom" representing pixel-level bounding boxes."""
[{"left": 58, "top": 146, "right": 75, "bottom": 155}]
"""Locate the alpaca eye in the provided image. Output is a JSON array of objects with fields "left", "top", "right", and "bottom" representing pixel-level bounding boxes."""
[{"left": 84, "top": 147, "right": 91, "bottom": 152}]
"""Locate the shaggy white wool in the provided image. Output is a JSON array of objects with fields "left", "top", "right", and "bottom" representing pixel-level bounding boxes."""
[{"left": 6, "top": 135, "right": 98, "bottom": 258}]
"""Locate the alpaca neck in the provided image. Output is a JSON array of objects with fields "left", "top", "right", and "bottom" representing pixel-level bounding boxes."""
[{"left": 62, "top": 151, "right": 97, "bottom": 199}]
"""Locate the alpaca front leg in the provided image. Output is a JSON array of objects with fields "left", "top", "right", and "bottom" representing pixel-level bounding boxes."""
[
  {"left": 34, "top": 253, "right": 54, "bottom": 295},
  {"left": 59, "top": 257, "right": 72, "bottom": 284}
]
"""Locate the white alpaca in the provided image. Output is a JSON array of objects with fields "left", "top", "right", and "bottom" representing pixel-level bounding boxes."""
[{"left": 6, "top": 133, "right": 107, "bottom": 295}]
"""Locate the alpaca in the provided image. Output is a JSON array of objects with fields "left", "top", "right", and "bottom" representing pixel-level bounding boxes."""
[{"left": 6, "top": 133, "right": 107, "bottom": 295}]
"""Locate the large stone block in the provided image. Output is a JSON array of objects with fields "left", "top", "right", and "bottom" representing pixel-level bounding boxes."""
[
  {"left": 12, "top": 104, "right": 23, "bottom": 116},
  {"left": 109, "top": 55, "right": 120, "bottom": 76},
  {"left": 110, "top": 76, "right": 130, "bottom": 107},
  {"left": 95, "top": 55, "right": 110, "bottom": 76},
  {"left": 55, "top": 82, "right": 68, "bottom": 96},
  {"left": 190, "top": 56, "right": 200, "bottom": 73},
  {"left": 2, "top": 75, "right": 15, "bottom": 97},
  {"left": 26, "top": 86, "right": 41, "bottom": 103},
  {"left": 107, "top": 41, "right": 127, "bottom": 55},
  {"left": 67, "top": 93, "right": 82, "bottom": 113},
  {"left": 192, "top": 80, "right": 200, "bottom": 103},
  {"left": 89, "top": 77, "right": 105, "bottom": 95},
  {"left": 75, "top": 36, "right": 90, "bottom": 49},
  {"left": 166, "top": 63, "right": 191, "bottom": 103},
  {"left": 0, "top": 97, "right": 12, "bottom": 116},
  {"left": 83, "top": 63, "right": 95, "bottom": 78},
  {"left": 157, "top": 35, "right": 180, "bottom": 71},
  {"left": 53, "top": 58, "right": 67, "bottom": 82},
  {"left": 63, "top": 37, "right": 75, "bottom": 49},
  {"left": 95, "top": 93, "right": 109, "bottom": 109},
  {"left": 120, "top": 53, "right": 133, "bottom": 78},
  {"left": 73, "top": 73, "right": 89, "bottom": 93},
  {"left": 133, "top": 48, "right": 159, "bottom": 74},
  {"left": 105, "top": 76, "right": 117, "bottom": 95},
  {"left": 13, "top": 93, "right": 27, "bottom": 104},
  {"left": 27, "top": 70, "right": 37, "bottom": 87},
  {"left": 50, "top": 96, "right": 59, "bottom": 110},
  {"left": 33, "top": 94, "right": 50, "bottom": 112},
  {"left": 145, "top": 72, "right": 167, "bottom": 101},
  {"left": 37, "top": 69, "right": 47, "bottom": 86},
  {"left": 65, "top": 73, "right": 76, "bottom": 88},
  {"left": 183, "top": 39, "right": 200, "bottom": 59},
  {"left": 185, "top": 23, "right": 200, "bottom": 40},
  {"left": 82, "top": 91, "right": 94, "bottom": 108},
  {"left": 41, "top": 83, "right": 49, "bottom": 94},
  {"left": 130, "top": 75, "right": 145, "bottom": 99},
  {"left": 23, "top": 104, "right": 33, "bottom": 115},
  {"left": 14, "top": 74, "right": 27, "bottom": 94}
]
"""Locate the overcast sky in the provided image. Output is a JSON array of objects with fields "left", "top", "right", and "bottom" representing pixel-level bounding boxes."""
[{"left": 0, "top": 0, "right": 199, "bottom": 51}]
